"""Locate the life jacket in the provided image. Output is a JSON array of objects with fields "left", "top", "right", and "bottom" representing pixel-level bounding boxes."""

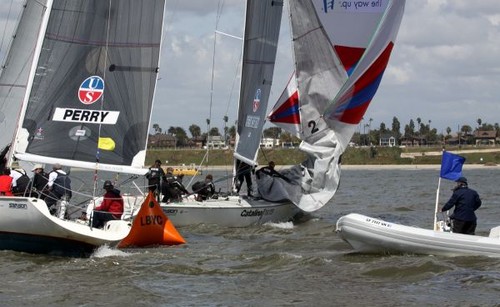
[
  {"left": 148, "top": 167, "right": 164, "bottom": 179},
  {"left": 12, "top": 169, "right": 30, "bottom": 195},
  {"left": 95, "top": 190, "right": 124, "bottom": 219},
  {"left": 52, "top": 171, "right": 72, "bottom": 198},
  {"left": 147, "top": 167, "right": 164, "bottom": 186},
  {"left": 192, "top": 181, "right": 205, "bottom": 194},
  {"left": 0, "top": 175, "right": 13, "bottom": 196},
  {"left": 33, "top": 172, "right": 49, "bottom": 191}
]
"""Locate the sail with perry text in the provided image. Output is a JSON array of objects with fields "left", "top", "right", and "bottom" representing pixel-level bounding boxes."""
[
  {"left": 11, "top": 0, "right": 165, "bottom": 175},
  {"left": 265, "top": 0, "right": 406, "bottom": 211}
]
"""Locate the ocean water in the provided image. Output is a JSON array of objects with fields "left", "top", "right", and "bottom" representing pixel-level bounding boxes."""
[{"left": 1, "top": 167, "right": 500, "bottom": 306}]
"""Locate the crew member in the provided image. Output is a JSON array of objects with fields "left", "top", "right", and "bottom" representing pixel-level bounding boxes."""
[
  {"left": 92, "top": 180, "right": 124, "bottom": 228},
  {"left": 441, "top": 176, "right": 482, "bottom": 235}
]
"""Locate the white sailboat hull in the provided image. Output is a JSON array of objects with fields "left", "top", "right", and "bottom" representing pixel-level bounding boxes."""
[
  {"left": 0, "top": 196, "right": 130, "bottom": 256},
  {"left": 336, "top": 213, "right": 500, "bottom": 257},
  {"left": 122, "top": 195, "right": 301, "bottom": 227}
]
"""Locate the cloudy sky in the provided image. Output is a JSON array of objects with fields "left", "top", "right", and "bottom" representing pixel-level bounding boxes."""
[{"left": 1, "top": 0, "right": 500, "bottom": 136}]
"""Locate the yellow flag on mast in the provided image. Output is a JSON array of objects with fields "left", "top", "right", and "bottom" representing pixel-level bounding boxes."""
[{"left": 98, "top": 137, "right": 115, "bottom": 151}]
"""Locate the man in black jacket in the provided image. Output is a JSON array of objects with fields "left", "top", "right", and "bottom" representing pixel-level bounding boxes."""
[
  {"left": 256, "top": 161, "right": 290, "bottom": 183},
  {"left": 441, "top": 176, "right": 482, "bottom": 235},
  {"left": 146, "top": 159, "right": 166, "bottom": 193}
]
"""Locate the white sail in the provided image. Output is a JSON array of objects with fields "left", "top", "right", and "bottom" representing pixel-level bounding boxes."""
[
  {"left": 263, "top": 0, "right": 406, "bottom": 212},
  {"left": 0, "top": 0, "right": 48, "bottom": 157},
  {"left": 10, "top": 0, "right": 165, "bottom": 175},
  {"left": 233, "top": 0, "right": 283, "bottom": 166}
]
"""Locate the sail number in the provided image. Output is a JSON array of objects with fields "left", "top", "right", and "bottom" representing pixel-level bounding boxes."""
[
  {"left": 308, "top": 120, "right": 319, "bottom": 134},
  {"left": 366, "top": 217, "right": 392, "bottom": 228},
  {"left": 9, "top": 203, "right": 27, "bottom": 209}
]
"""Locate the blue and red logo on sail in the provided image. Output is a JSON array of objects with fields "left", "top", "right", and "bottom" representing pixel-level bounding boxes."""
[
  {"left": 252, "top": 89, "right": 261, "bottom": 112},
  {"left": 78, "top": 76, "right": 104, "bottom": 105}
]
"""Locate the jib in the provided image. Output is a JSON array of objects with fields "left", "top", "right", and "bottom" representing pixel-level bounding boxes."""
[{"left": 140, "top": 215, "right": 163, "bottom": 226}]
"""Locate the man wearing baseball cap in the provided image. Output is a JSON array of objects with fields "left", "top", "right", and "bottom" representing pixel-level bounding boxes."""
[
  {"left": 441, "top": 176, "right": 482, "bottom": 235},
  {"left": 31, "top": 164, "right": 48, "bottom": 199},
  {"left": 91, "top": 180, "right": 124, "bottom": 228}
]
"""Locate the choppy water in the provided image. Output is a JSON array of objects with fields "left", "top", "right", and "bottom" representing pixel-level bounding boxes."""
[{"left": 2, "top": 167, "right": 500, "bottom": 306}]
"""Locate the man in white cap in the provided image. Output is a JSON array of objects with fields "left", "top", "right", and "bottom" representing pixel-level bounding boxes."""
[
  {"left": 9, "top": 161, "right": 29, "bottom": 196},
  {"left": 31, "top": 164, "right": 48, "bottom": 198}
]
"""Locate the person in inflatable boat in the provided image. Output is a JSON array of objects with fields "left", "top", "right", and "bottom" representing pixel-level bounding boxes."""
[{"left": 441, "top": 176, "right": 482, "bottom": 235}]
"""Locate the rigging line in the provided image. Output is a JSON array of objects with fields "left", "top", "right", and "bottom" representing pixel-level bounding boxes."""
[
  {"left": 215, "top": 5, "right": 243, "bottom": 127},
  {"left": 86, "top": 0, "right": 113, "bottom": 227},
  {"left": 206, "top": 0, "right": 225, "bottom": 167},
  {"left": 223, "top": 42, "right": 242, "bottom": 120},
  {"left": 0, "top": 46, "right": 35, "bottom": 107},
  {"left": 0, "top": 0, "right": 15, "bottom": 59},
  {"left": 259, "top": 147, "right": 271, "bottom": 166},
  {"left": 158, "top": 0, "right": 178, "bottom": 81},
  {"left": 184, "top": 151, "right": 209, "bottom": 189},
  {"left": 89, "top": 0, "right": 113, "bottom": 200}
]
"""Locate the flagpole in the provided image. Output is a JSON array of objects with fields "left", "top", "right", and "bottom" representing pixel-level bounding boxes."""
[{"left": 433, "top": 177, "right": 441, "bottom": 231}]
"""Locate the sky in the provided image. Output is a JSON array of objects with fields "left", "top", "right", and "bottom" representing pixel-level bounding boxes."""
[{"left": 1, "top": 0, "right": 500, "bottom": 136}]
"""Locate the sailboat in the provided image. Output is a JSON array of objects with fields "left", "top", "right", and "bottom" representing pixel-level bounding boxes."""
[
  {"left": 0, "top": 0, "right": 185, "bottom": 256},
  {"left": 122, "top": 0, "right": 406, "bottom": 227},
  {"left": 134, "top": 0, "right": 299, "bottom": 227}
]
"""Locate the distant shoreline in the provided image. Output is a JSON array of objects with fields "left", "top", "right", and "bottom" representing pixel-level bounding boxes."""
[
  {"left": 340, "top": 164, "right": 498, "bottom": 170},
  {"left": 200, "top": 164, "right": 498, "bottom": 172}
]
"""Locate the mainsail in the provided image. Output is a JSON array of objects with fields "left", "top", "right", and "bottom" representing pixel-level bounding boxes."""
[
  {"left": 11, "top": 0, "right": 165, "bottom": 175},
  {"left": 265, "top": 0, "right": 406, "bottom": 211},
  {"left": 0, "top": 0, "right": 48, "bottom": 156},
  {"left": 233, "top": 0, "right": 284, "bottom": 166}
]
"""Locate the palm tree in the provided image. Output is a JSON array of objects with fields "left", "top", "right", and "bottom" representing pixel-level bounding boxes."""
[
  {"left": 209, "top": 127, "right": 221, "bottom": 136},
  {"left": 152, "top": 123, "right": 161, "bottom": 134},
  {"left": 408, "top": 119, "right": 415, "bottom": 135},
  {"left": 189, "top": 124, "right": 201, "bottom": 138}
]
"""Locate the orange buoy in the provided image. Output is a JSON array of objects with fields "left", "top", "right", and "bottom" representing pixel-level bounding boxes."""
[{"left": 117, "top": 192, "right": 186, "bottom": 248}]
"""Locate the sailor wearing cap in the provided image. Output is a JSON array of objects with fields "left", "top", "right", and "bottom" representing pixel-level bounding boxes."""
[
  {"left": 441, "top": 176, "right": 482, "bottom": 235},
  {"left": 31, "top": 164, "right": 48, "bottom": 198},
  {"left": 91, "top": 180, "right": 124, "bottom": 228},
  {"left": 9, "top": 161, "right": 29, "bottom": 196}
]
